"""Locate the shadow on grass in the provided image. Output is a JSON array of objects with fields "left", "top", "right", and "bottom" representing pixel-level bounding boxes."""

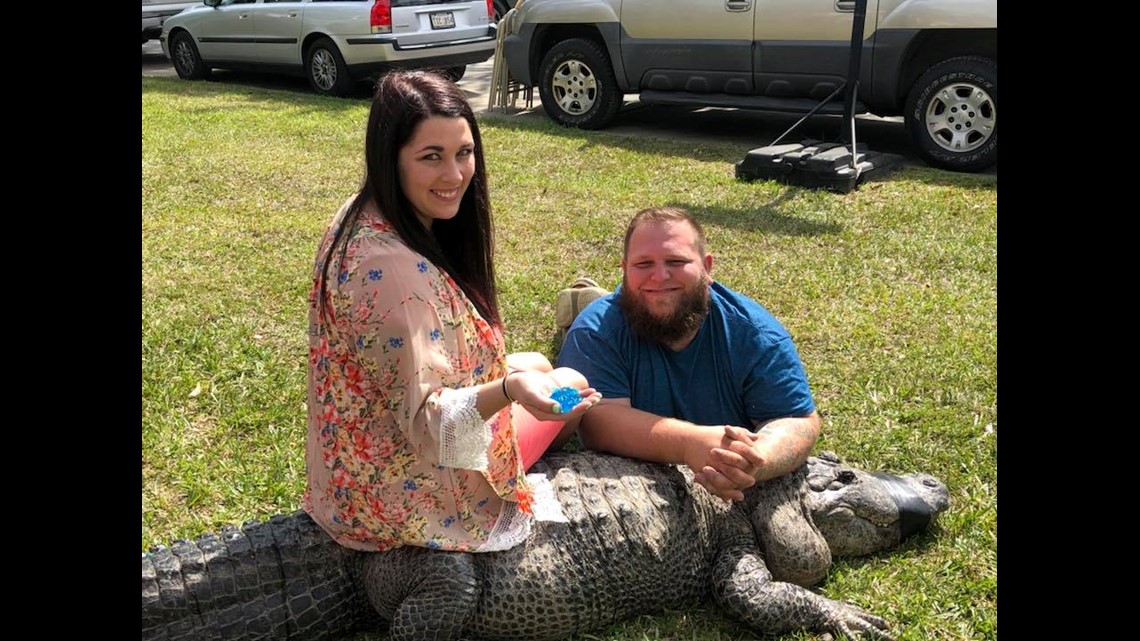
[
  {"left": 482, "top": 112, "right": 755, "bottom": 165},
  {"left": 681, "top": 200, "right": 843, "bottom": 237},
  {"left": 482, "top": 115, "right": 996, "bottom": 192},
  {"left": 143, "top": 74, "right": 374, "bottom": 115},
  {"left": 144, "top": 76, "right": 996, "bottom": 193}
]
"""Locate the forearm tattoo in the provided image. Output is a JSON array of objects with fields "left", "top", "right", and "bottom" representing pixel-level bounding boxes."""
[{"left": 757, "top": 416, "right": 819, "bottom": 476}]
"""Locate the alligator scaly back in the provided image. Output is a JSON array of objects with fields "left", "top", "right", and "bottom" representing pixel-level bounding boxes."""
[
  {"left": 142, "top": 511, "right": 378, "bottom": 640},
  {"left": 141, "top": 451, "right": 949, "bottom": 641}
]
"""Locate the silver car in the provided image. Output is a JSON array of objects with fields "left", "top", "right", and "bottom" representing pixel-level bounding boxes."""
[
  {"left": 143, "top": 1, "right": 200, "bottom": 43},
  {"left": 160, "top": 0, "right": 498, "bottom": 96}
]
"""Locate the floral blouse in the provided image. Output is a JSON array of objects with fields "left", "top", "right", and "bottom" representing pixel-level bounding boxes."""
[{"left": 303, "top": 198, "right": 534, "bottom": 552}]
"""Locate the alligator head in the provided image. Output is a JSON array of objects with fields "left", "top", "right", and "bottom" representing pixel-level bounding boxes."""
[{"left": 805, "top": 451, "right": 951, "bottom": 557}]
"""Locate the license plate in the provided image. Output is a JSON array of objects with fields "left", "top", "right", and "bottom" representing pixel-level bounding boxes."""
[{"left": 429, "top": 11, "right": 455, "bottom": 30}]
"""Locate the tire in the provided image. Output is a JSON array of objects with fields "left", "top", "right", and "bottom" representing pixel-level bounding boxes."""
[
  {"left": 305, "top": 37, "right": 353, "bottom": 97},
  {"left": 537, "top": 38, "right": 622, "bottom": 130},
  {"left": 444, "top": 65, "right": 467, "bottom": 82},
  {"left": 904, "top": 56, "right": 997, "bottom": 173},
  {"left": 170, "top": 31, "right": 211, "bottom": 81},
  {"left": 492, "top": 0, "right": 511, "bottom": 23}
]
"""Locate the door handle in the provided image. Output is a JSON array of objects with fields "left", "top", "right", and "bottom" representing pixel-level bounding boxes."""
[
  {"left": 726, "top": 1, "right": 752, "bottom": 12},
  {"left": 836, "top": 1, "right": 856, "bottom": 11},
  {"left": 238, "top": 13, "right": 250, "bottom": 20},
  {"left": 289, "top": 12, "right": 298, "bottom": 18}
]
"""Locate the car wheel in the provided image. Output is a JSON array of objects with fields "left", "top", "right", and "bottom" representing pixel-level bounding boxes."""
[
  {"left": 492, "top": 0, "right": 511, "bottom": 23},
  {"left": 444, "top": 65, "right": 467, "bottom": 82},
  {"left": 305, "top": 37, "right": 353, "bottom": 97},
  {"left": 170, "top": 31, "right": 211, "bottom": 81},
  {"left": 537, "top": 38, "right": 621, "bottom": 130},
  {"left": 904, "top": 56, "right": 996, "bottom": 173}
]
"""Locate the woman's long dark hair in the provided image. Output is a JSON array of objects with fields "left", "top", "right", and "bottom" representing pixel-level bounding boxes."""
[{"left": 317, "top": 70, "right": 499, "bottom": 326}]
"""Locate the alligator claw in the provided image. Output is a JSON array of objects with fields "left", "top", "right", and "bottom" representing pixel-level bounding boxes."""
[{"left": 825, "top": 598, "right": 895, "bottom": 641}]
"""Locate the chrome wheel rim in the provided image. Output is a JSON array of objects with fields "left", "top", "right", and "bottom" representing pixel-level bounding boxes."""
[
  {"left": 924, "top": 82, "right": 995, "bottom": 153},
  {"left": 550, "top": 59, "right": 597, "bottom": 115},
  {"left": 173, "top": 39, "right": 196, "bottom": 75},
  {"left": 310, "top": 48, "right": 337, "bottom": 91}
]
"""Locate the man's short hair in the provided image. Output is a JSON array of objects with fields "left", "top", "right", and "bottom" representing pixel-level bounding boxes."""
[{"left": 622, "top": 206, "right": 709, "bottom": 258}]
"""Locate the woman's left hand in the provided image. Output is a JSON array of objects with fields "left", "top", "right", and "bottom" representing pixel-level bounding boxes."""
[{"left": 505, "top": 369, "right": 601, "bottom": 421}]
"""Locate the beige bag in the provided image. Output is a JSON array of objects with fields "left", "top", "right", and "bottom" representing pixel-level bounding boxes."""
[{"left": 555, "top": 277, "right": 610, "bottom": 345}]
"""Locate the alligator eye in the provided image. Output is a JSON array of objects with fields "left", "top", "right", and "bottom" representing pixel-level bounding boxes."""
[
  {"left": 838, "top": 470, "right": 856, "bottom": 483},
  {"left": 922, "top": 477, "right": 939, "bottom": 487}
]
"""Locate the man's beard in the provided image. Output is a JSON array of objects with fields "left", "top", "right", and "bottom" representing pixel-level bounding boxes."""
[{"left": 619, "top": 277, "right": 710, "bottom": 346}]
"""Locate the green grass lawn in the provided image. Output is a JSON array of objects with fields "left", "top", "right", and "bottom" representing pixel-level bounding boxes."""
[{"left": 142, "top": 77, "right": 996, "bottom": 641}]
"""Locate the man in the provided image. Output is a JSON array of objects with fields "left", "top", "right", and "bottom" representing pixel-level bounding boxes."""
[{"left": 557, "top": 206, "right": 820, "bottom": 502}]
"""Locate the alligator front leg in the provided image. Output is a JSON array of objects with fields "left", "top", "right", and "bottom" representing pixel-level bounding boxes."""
[
  {"left": 362, "top": 546, "right": 479, "bottom": 641},
  {"left": 750, "top": 466, "right": 832, "bottom": 587},
  {"left": 711, "top": 546, "right": 895, "bottom": 641}
]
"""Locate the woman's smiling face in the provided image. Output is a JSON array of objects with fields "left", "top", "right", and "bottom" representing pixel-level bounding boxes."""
[{"left": 397, "top": 115, "right": 476, "bottom": 229}]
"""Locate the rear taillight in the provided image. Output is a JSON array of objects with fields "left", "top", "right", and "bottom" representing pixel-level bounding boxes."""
[
  {"left": 486, "top": 0, "right": 494, "bottom": 19},
  {"left": 371, "top": 0, "right": 392, "bottom": 34}
]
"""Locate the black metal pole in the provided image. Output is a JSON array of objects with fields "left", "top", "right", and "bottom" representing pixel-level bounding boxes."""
[{"left": 840, "top": 0, "right": 868, "bottom": 143}]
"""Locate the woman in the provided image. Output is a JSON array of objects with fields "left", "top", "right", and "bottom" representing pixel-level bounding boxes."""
[{"left": 303, "top": 70, "right": 600, "bottom": 553}]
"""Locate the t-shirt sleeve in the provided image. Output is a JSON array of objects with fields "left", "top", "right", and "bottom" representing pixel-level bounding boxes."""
[{"left": 742, "top": 335, "right": 816, "bottom": 422}]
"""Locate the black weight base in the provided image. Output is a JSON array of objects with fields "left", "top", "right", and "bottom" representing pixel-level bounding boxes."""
[{"left": 735, "top": 139, "right": 904, "bottom": 193}]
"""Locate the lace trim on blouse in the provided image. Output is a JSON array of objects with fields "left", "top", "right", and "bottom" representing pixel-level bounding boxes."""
[
  {"left": 526, "top": 473, "right": 568, "bottom": 523},
  {"left": 436, "top": 387, "right": 491, "bottom": 471},
  {"left": 474, "top": 473, "right": 567, "bottom": 551},
  {"left": 476, "top": 499, "right": 532, "bottom": 551}
]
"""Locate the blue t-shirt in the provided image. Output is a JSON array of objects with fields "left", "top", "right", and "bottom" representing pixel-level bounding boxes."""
[{"left": 557, "top": 282, "right": 814, "bottom": 427}]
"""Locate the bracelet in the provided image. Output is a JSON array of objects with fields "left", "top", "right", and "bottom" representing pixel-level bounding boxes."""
[{"left": 501, "top": 369, "right": 518, "bottom": 403}]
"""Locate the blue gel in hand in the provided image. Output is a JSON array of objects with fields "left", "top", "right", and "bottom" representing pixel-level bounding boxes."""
[{"left": 551, "top": 387, "right": 583, "bottom": 413}]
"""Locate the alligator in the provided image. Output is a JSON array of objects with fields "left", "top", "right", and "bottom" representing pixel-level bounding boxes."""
[{"left": 142, "top": 450, "right": 949, "bottom": 641}]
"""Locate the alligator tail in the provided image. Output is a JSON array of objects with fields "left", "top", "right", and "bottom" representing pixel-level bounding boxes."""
[{"left": 141, "top": 510, "right": 380, "bottom": 641}]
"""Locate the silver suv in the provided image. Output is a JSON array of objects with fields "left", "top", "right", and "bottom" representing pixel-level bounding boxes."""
[
  {"left": 502, "top": 0, "right": 997, "bottom": 172},
  {"left": 161, "top": 0, "right": 498, "bottom": 96}
]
